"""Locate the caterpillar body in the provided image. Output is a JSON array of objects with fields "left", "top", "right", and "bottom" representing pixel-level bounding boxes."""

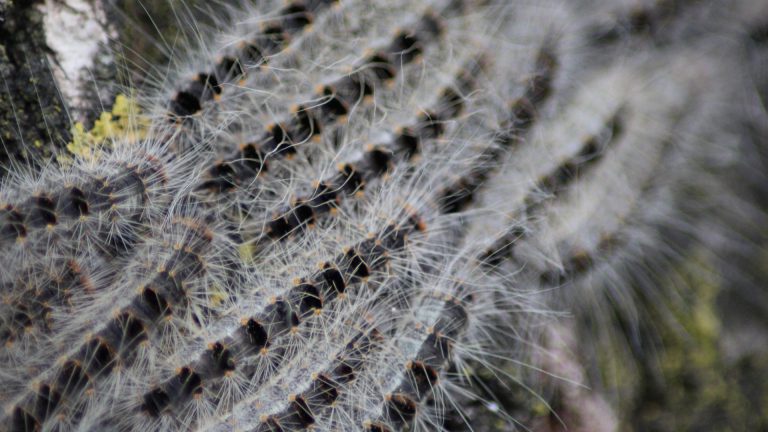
[{"left": 1, "top": 0, "right": 766, "bottom": 431}]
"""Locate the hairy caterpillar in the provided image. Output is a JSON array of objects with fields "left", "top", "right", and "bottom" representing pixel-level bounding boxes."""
[{"left": 1, "top": 0, "right": 767, "bottom": 431}]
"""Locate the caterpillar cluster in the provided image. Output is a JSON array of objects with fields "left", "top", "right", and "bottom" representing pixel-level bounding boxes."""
[{"left": 1, "top": 0, "right": 766, "bottom": 431}]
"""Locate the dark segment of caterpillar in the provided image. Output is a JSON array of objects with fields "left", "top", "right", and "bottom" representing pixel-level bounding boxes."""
[
  {"left": 7, "top": 214, "right": 242, "bottom": 430},
  {"left": 363, "top": 297, "right": 470, "bottom": 431},
  {"left": 438, "top": 45, "right": 559, "bottom": 214},
  {"left": 586, "top": 0, "right": 695, "bottom": 45},
  {"left": 524, "top": 108, "right": 624, "bottom": 210},
  {"left": 169, "top": 0, "right": 340, "bottom": 118},
  {"left": 251, "top": 329, "right": 384, "bottom": 432},
  {"left": 261, "top": 57, "right": 482, "bottom": 243},
  {"left": 476, "top": 106, "right": 625, "bottom": 268},
  {"left": 535, "top": 126, "right": 680, "bottom": 288},
  {"left": 197, "top": 11, "right": 446, "bottom": 194},
  {"left": 140, "top": 211, "right": 425, "bottom": 419},
  {"left": 0, "top": 151, "right": 170, "bottom": 264},
  {"left": 0, "top": 257, "right": 106, "bottom": 352}
]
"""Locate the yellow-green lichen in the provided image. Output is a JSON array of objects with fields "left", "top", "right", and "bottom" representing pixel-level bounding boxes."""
[
  {"left": 63, "top": 94, "right": 148, "bottom": 163},
  {"left": 208, "top": 285, "right": 229, "bottom": 308},
  {"left": 621, "top": 250, "right": 768, "bottom": 431},
  {"left": 238, "top": 242, "right": 257, "bottom": 264}
]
